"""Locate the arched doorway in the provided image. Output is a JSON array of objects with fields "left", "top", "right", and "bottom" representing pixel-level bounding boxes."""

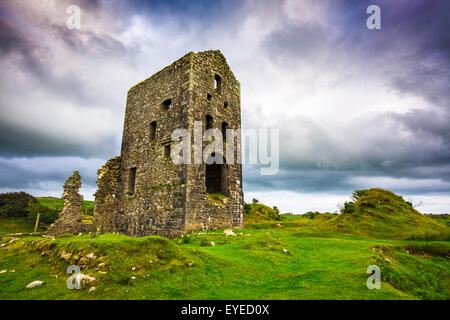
[{"left": 205, "top": 153, "right": 228, "bottom": 195}]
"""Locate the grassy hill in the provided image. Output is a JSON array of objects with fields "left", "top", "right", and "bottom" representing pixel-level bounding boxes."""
[
  {"left": 326, "top": 189, "right": 449, "bottom": 239},
  {"left": 36, "top": 197, "right": 94, "bottom": 215},
  {"left": 243, "top": 202, "right": 283, "bottom": 223}
]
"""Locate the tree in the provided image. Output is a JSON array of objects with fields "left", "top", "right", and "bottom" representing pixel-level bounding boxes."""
[{"left": 0, "top": 192, "right": 38, "bottom": 218}]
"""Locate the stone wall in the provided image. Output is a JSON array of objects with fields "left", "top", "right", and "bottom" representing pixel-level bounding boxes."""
[
  {"left": 46, "top": 171, "right": 88, "bottom": 236},
  {"left": 117, "top": 53, "right": 191, "bottom": 237},
  {"left": 93, "top": 156, "right": 121, "bottom": 233},
  {"left": 184, "top": 51, "right": 244, "bottom": 232}
]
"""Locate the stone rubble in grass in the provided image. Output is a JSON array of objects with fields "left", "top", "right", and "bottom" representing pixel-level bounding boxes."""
[
  {"left": 26, "top": 280, "right": 43, "bottom": 289},
  {"left": 223, "top": 228, "right": 236, "bottom": 236}
]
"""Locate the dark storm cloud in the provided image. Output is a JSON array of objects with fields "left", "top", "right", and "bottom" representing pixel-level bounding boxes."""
[
  {"left": 0, "top": 18, "right": 114, "bottom": 108},
  {"left": 257, "top": 0, "right": 450, "bottom": 193},
  {"left": 0, "top": 19, "right": 31, "bottom": 54},
  {"left": 0, "top": 156, "right": 102, "bottom": 193},
  {"left": 0, "top": 118, "right": 117, "bottom": 158}
]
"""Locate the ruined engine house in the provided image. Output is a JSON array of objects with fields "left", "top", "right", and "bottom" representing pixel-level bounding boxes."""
[{"left": 115, "top": 50, "right": 244, "bottom": 237}]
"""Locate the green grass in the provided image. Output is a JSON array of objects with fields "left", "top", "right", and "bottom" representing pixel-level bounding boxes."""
[
  {"left": 1, "top": 218, "right": 448, "bottom": 300},
  {"left": 1, "top": 189, "right": 448, "bottom": 300},
  {"left": 0, "top": 218, "right": 44, "bottom": 236},
  {"left": 36, "top": 197, "right": 94, "bottom": 213}
]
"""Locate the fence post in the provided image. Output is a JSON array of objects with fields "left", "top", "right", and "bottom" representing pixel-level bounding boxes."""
[{"left": 34, "top": 213, "right": 40, "bottom": 233}]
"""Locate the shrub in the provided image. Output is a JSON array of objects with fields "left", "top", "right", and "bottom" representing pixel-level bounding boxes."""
[
  {"left": 303, "top": 211, "right": 320, "bottom": 219},
  {"left": 343, "top": 201, "right": 356, "bottom": 213},
  {"left": 27, "top": 201, "right": 59, "bottom": 226},
  {"left": 0, "top": 192, "right": 38, "bottom": 218},
  {"left": 351, "top": 189, "right": 368, "bottom": 201}
]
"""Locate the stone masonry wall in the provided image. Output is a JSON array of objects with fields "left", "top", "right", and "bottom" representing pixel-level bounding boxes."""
[
  {"left": 116, "top": 53, "right": 192, "bottom": 237},
  {"left": 184, "top": 51, "right": 244, "bottom": 231},
  {"left": 93, "top": 156, "right": 121, "bottom": 233},
  {"left": 46, "top": 171, "right": 88, "bottom": 236}
]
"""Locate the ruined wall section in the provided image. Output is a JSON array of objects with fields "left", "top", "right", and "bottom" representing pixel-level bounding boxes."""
[
  {"left": 117, "top": 54, "right": 193, "bottom": 237},
  {"left": 93, "top": 156, "right": 121, "bottom": 233},
  {"left": 46, "top": 171, "right": 88, "bottom": 236},
  {"left": 184, "top": 51, "right": 244, "bottom": 231}
]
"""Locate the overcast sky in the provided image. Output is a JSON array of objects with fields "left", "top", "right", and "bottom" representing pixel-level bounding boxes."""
[{"left": 1, "top": 0, "right": 449, "bottom": 213}]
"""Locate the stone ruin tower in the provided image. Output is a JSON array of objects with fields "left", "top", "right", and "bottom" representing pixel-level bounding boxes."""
[
  {"left": 114, "top": 50, "right": 244, "bottom": 237},
  {"left": 46, "top": 171, "right": 88, "bottom": 236}
]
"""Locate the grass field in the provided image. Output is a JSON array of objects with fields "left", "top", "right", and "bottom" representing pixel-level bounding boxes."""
[
  {"left": 0, "top": 218, "right": 44, "bottom": 236},
  {"left": 0, "top": 189, "right": 448, "bottom": 300},
  {"left": 0, "top": 216, "right": 448, "bottom": 300},
  {"left": 36, "top": 197, "right": 94, "bottom": 213}
]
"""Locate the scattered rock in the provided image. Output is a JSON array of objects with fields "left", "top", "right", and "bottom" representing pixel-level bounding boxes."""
[
  {"left": 210, "top": 241, "right": 215, "bottom": 247},
  {"left": 148, "top": 260, "right": 153, "bottom": 264},
  {"left": 130, "top": 276, "right": 136, "bottom": 280},
  {"left": 79, "top": 256, "right": 90, "bottom": 265},
  {"left": 274, "top": 224, "right": 282, "bottom": 228},
  {"left": 223, "top": 229, "right": 236, "bottom": 237},
  {"left": 384, "top": 258, "right": 391, "bottom": 264},
  {"left": 89, "top": 287, "right": 96, "bottom": 292},
  {"left": 9, "top": 270, "right": 15, "bottom": 273},
  {"left": 98, "top": 271, "right": 107, "bottom": 274},
  {"left": 86, "top": 253, "right": 96, "bottom": 260},
  {"left": 26, "top": 280, "right": 43, "bottom": 289},
  {"left": 283, "top": 249, "right": 289, "bottom": 254},
  {"left": 131, "top": 266, "right": 136, "bottom": 271},
  {"left": 60, "top": 251, "right": 72, "bottom": 261},
  {"left": 41, "top": 251, "right": 52, "bottom": 257},
  {"left": 0, "top": 270, "right": 6, "bottom": 274},
  {"left": 77, "top": 274, "right": 96, "bottom": 288},
  {"left": 0, "top": 244, "right": 6, "bottom": 248},
  {"left": 188, "top": 262, "right": 194, "bottom": 267},
  {"left": 8, "top": 238, "right": 18, "bottom": 244}
]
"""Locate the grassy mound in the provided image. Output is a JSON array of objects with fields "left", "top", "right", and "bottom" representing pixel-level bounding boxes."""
[
  {"left": 244, "top": 203, "right": 283, "bottom": 223},
  {"left": 332, "top": 188, "right": 449, "bottom": 239}
]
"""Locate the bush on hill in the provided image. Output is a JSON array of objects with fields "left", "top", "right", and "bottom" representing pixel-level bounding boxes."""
[{"left": 0, "top": 192, "right": 38, "bottom": 218}]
